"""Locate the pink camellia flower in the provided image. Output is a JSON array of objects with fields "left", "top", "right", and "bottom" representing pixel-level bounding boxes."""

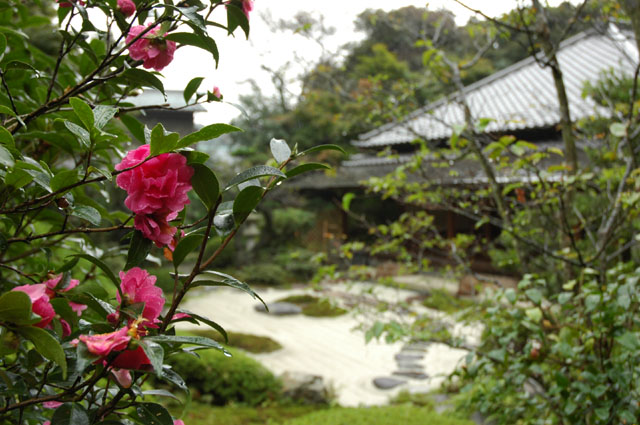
[
  {"left": 79, "top": 327, "right": 131, "bottom": 357},
  {"left": 212, "top": 86, "right": 222, "bottom": 100},
  {"left": 174, "top": 420, "right": 186, "bottom": 425},
  {"left": 44, "top": 273, "right": 87, "bottom": 319},
  {"left": 117, "top": 0, "right": 136, "bottom": 17},
  {"left": 57, "top": 0, "right": 85, "bottom": 8},
  {"left": 44, "top": 273, "right": 79, "bottom": 297},
  {"left": 134, "top": 212, "right": 178, "bottom": 249},
  {"left": 12, "top": 284, "right": 55, "bottom": 329},
  {"left": 117, "top": 268, "right": 165, "bottom": 326},
  {"left": 126, "top": 25, "right": 177, "bottom": 71},
  {"left": 111, "top": 368, "right": 133, "bottom": 388},
  {"left": 112, "top": 345, "right": 151, "bottom": 370},
  {"left": 242, "top": 0, "right": 254, "bottom": 19},
  {"left": 115, "top": 145, "right": 193, "bottom": 216},
  {"left": 43, "top": 401, "right": 63, "bottom": 409}
]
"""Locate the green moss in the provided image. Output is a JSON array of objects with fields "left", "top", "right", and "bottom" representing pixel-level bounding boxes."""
[
  {"left": 301, "top": 299, "right": 347, "bottom": 317},
  {"left": 276, "top": 294, "right": 318, "bottom": 305},
  {"left": 175, "top": 402, "right": 318, "bottom": 425},
  {"left": 275, "top": 295, "right": 347, "bottom": 317},
  {"left": 390, "top": 390, "right": 436, "bottom": 408},
  {"left": 281, "top": 406, "right": 476, "bottom": 425},
  {"left": 187, "top": 329, "right": 283, "bottom": 353},
  {"left": 422, "top": 289, "right": 475, "bottom": 314}
]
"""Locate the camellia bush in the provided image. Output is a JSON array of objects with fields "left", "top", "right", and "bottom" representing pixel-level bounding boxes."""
[{"left": 0, "top": 1, "right": 342, "bottom": 424}]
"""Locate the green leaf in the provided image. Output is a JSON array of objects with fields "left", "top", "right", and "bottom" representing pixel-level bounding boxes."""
[
  {"left": 270, "top": 138, "right": 291, "bottom": 164},
  {"left": 616, "top": 331, "right": 639, "bottom": 350},
  {"left": 159, "top": 367, "right": 188, "bottom": 391},
  {"left": 71, "top": 205, "right": 101, "bottom": 226},
  {"left": 0, "top": 105, "right": 16, "bottom": 117},
  {"left": 93, "top": 105, "right": 118, "bottom": 130},
  {"left": 184, "top": 77, "right": 204, "bottom": 103},
  {"left": 194, "top": 270, "right": 267, "bottom": 309},
  {"left": 233, "top": 186, "right": 263, "bottom": 224},
  {"left": 140, "top": 340, "right": 164, "bottom": 375},
  {"left": 17, "top": 326, "right": 67, "bottom": 378},
  {"left": 146, "top": 335, "right": 226, "bottom": 352},
  {"left": 585, "top": 294, "right": 600, "bottom": 312},
  {"left": 610, "top": 122, "right": 626, "bottom": 138},
  {"left": 142, "top": 389, "right": 182, "bottom": 402},
  {"left": 173, "top": 234, "right": 204, "bottom": 267},
  {"left": 69, "top": 97, "right": 94, "bottom": 130},
  {"left": 120, "top": 114, "right": 146, "bottom": 143},
  {"left": 135, "top": 403, "right": 173, "bottom": 425},
  {"left": 298, "top": 144, "right": 346, "bottom": 157},
  {"left": 64, "top": 121, "right": 91, "bottom": 148},
  {"left": 0, "top": 144, "right": 14, "bottom": 167},
  {"left": 182, "top": 150, "right": 209, "bottom": 164},
  {"left": 165, "top": 32, "right": 219, "bottom": 66},
  {"left": 176, "top": 123, "right": 241, "bottom": 150},
  {"left": 225, "top": 165, "right": 286, "bottom": 190},
  {"left": 51, "top": 169, "right": 78, "bottom": 193},
  {"left": 591, "top": 385, "right": 607, "bottom": 398},
  {"left": 177, "top": 6, "right": 206, "bottom": 30},
  {"left": 149, "top": 123, "right": 179, "bottom": 156},
  {"left": 71, "top": 254, "right": 120, "bottom": 289},
  {"left": 50, "top": 298, "right": 78, "bottom": 329},
  {"left": 342, "top": 192, "right": 355, "bottom": 212},
  {"left": 176, "top": 309, "right": 228, "bottom": 342},
  {"left": 487, "top": 348, "right": 506, "bottom": 362},
  {"left": 51, "top": 403, "right": 89, "bottom": 425},
  {"left": 594, "top": 407, "right": 609, "bottom": 421},
  {"left": 0, "top": 126, "right": 14, "bottom": 148},
  {"left": 226, "top": 3, "right": 249, "bottom": 38},
  {"left": 525, "top": 307, "right": 542, "bottom": 322},
  {"left": 0, "top": 291, "right": 36, "bottom": 325},
  {"left": 564, "top": 400, "right": 577, "bottom": 415},
  {"left": 125, "top": 230, "right": 153, "bottom": 271},
  {"left": 525, "top": 288, "right": 542, "bottom": 305},
  {"left": 557, "top": 292, "right": 572, "bottom": 305},
  {"left": 0, "top": 33, "right": 6, "bottom": 62},
  {"left": 190, "top": 163, "right": 220, "bottom": 210},
  {"left": 285, "top": 163, "right": 330, "bottom": 178},
  {"left": 123, "top": 69, "right": 165, "bottom": 95}
]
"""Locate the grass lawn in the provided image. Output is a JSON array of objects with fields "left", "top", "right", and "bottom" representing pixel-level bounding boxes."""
[{"left": 176, "top": 403, "right": 475, "bottom": 425}]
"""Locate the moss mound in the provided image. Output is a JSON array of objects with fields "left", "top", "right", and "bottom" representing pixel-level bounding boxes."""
[
  {"left": 188, "top": 329, "right": 283, "bottom": 353},
  {"left": 275, "top": 294, "right": 347, "bottom": 317}
]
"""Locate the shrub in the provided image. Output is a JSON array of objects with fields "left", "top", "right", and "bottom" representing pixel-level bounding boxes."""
[
  {"left": 454, "top": 264, "right": 640, "bottom": 424},
  {"left": 167, "top": 348, "right": 282, "bottom": 406}
]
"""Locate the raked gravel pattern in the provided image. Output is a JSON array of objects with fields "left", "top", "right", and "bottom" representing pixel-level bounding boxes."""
[{"left": 177, "top": 280, "right": 479, "bottom": 406}]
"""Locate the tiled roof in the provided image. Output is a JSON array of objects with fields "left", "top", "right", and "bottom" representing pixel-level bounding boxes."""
[{"left": 353, "top": 28, "right": 639, "bottom": 148}]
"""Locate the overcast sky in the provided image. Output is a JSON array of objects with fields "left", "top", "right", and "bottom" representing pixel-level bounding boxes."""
[{"left": 158, "top": 1, "right": 572, "bottom": 124}]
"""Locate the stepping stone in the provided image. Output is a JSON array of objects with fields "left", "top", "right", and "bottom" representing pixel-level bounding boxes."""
[
  {"left": 373, "top": 377, "right": 407, "bottom": 390},
  {"left": 392, "top": 371, "right": 429, "bottom": 380},
  {"left": 395, "top": 353, "right": 423, "bottom": 362},
  {"left": 397, "top": 362, "right": 423, "bottom": 371},
  {"left": 254, "top": 302, "right": 302, "bottom": 315}
]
